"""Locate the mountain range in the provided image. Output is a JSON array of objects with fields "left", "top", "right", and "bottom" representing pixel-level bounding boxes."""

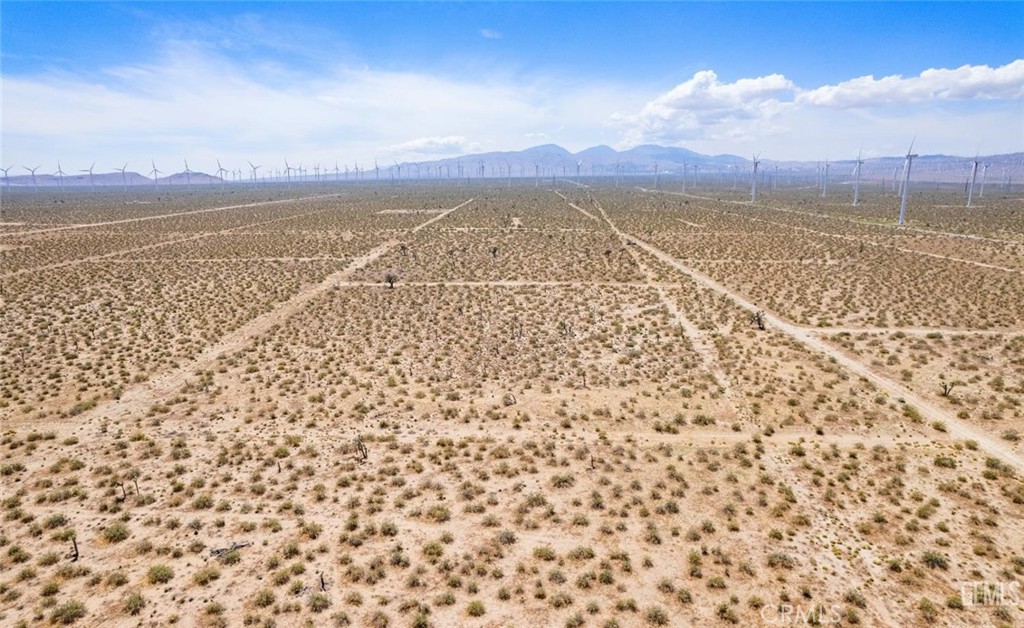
[{"left": 3, "top": 145, "right": 1021, "bottom": 187}]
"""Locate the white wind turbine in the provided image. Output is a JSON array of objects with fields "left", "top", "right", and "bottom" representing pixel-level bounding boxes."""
[
  {"left": 150, "top": 160, "right": 162, "bottom": 190},
  {"left": 750, "top": 155, "right": 760, "bottom": 202},
  {"left": 966, "top": 154, "right": 980, "bottom": 208},
  {"left": 115, "top": 163, "right": 129, "bottom": 193},
  {"left": 80, "top": 162, "right": 96, "bottom": 191},
  {"left": 979, "top": 163, "right": 989, "bottom": 197},
  {"left": 248, "top": 161, "right": 261, "bottom": 188},
  {"left": 851, "top": 151, "right": 864, "bottom": 206},
  {"left": 0, "top": 166, "right": 12, "bottom": 187},
  {"left": 333, "top": 162, "right": 340, "bottom": 182},
  {"left": 216, "top": 160, "right": 229, "bottom": 188},
  {"left": 897, "top": 138, "right": 918, "bottom": 226},
  {"left": 183, "top": 159, "right": 194, "bottom": 190},
  {"left": 820, "top": 160, "right": 830, "bottom": 197},
  {"left": 24, "top": 165, "right": 41, "bottom": 192},
  {"left": 55, "top": 161, "right": 67, "bottom": 190}
]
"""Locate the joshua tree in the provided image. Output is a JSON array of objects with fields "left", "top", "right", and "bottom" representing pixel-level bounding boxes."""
[
  {"left": 384, "top": 273, "right": 397, "bottom": 289},
  {"left": 940, "top": 381, "right": 959, "bottom": 397},
  {"left": 355, "top": 436, "right": 369, "bottom": 461},
  {"left": 749, "top": 310, "right": 766, "bottom": 331}
]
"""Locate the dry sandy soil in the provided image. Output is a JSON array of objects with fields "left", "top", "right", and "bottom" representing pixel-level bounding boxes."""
[{"left": 1, "top": 182, "right": 1022, "bottom": 628}]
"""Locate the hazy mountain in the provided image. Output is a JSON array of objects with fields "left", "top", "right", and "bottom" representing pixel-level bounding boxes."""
[{"left": 3, "top": 146, "right": 1021, "bottom": 187}]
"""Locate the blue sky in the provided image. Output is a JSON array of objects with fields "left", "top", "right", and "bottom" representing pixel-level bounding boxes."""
[{"left": 3, "top": 2, "right": 1022, "bottom": 174}]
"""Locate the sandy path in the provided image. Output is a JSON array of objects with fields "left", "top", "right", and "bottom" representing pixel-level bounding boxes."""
[
  {"left": 720, "top": 210, "right": 1021, "bottom": 274},
  {"left": 1, "top": 207, "right": 337, "bottom": 278},
  {"left": 644, "top": 187, "right": 1023, "bottom": 246},
  {"left": 63, "top": 199, "right": 473, "bottom": 426},
  {"left": 0, "top": 193, "right": 341, "bottom": 237},
  {"left": 558, "top": 191, "right": 751, "bottom": 426},
  {"left": 589, "top": 194, "right": 1024, "bottom": 474},
  {"left": 552, "top": 190, "right": 599, "bottom": 221}
]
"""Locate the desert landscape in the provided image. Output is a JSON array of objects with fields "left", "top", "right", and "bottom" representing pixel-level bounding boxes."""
[{"left": 0, "top": 178, "right": 1021, "bottom": 628}]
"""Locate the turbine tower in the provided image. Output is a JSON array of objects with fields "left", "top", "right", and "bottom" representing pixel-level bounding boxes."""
[
  {"left": 55, "top": 161, "right": 67, "bottom": 190},
  {"left": 115, "top": 163, "right": 129, "bottom": 193},
  {"left": 183, "top": 159, "right": 193, "bottom": 191},
  {"left": 966, "top": 155, "right": 980, "bottom": 208},
  {"left": 750, "top": 155, "right": 760, "bottom": 203},
  {"left": 0, "top": 166, "right": 12, "bottom": 187},
  {"left": 852, "top": 151, "right": 864, "bottom": 206},
  {"left": 979, "top": 163, "right": 989, "bottom": 197},
  {"left": 897, "top": 139, "right": 918, "bottom": 226},
  {"left": 216, "top": 160, "right": 229, "bottom": 188},
  {"left": 81, "top": 162, "right": 95, "bottom": 191},
  {"left": 24, "top": 165, "right": 41, "bottom": 192},
  {"left": 150, "top": 160, "right": 162, "bottom": 190},
  {"left": 248, "top": 161, "right": 261, "bottom": 188},
  {"left": 820, "top": 160, "right": 830, "bottom": 197}
]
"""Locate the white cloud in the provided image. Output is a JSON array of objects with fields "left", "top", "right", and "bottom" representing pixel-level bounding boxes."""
[
  {"left": 384, "top": 135, "right": 475, "bottom": 156},
  {"left": 614, "top": 70, "right": 795, "bottom": 145},
  {"left": 613, "top": 62, "right": 1024, "bottom": 158},
  {"left": 798, "top": 60, "right": 1024, "bottom": 108},
  {"left": 1, "top": 40, "right": 629, "bottom": 171},
  {"left": 480, "top": 28, "right": 502, "bottom": 40}
]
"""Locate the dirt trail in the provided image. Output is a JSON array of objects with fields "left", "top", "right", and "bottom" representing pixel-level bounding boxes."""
[
  {"left": 720, "top": 210, "right": 1021, "bottom": 274},
  {"left": 807, "top": 325, "right": 1018, "bottom": 336},
  {"left": 643, "top": 187, "right": 1023, "bottom": 246},
  {"left": 553, "top": 190, "right": 599, "bottom": 221},
  {"left": 2, "top": 207, "right": 337, "bottom": 278},
  {"left": 589, "top": 193, "right": 1024, "bottom": 474},
  {"left": 411, "top": 198, "right": 476, "bottom": 232},
  {"left": 559, "top": 191, "right": 751, "bottom": 425},
  {"left": 0, "top": 193, "right": 340, "bottom": 237},
  {"left": 64, "top": 199, "right": 473, "bottom": 427}
]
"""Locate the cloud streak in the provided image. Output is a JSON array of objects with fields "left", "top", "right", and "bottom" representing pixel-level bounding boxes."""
[{"left": 797, "top": 60, "right": 1024, "bottom": 108}]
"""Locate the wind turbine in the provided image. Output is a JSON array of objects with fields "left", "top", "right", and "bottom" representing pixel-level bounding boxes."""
[
  {"left": 575, "top": 160, "right": 582, "bottom": 185},
  {"left": 80, "top": 162, "right": 95, "bottom": 191},
  {"left": 248, "top": 161, "right": 261, "bottom": 188},
  {"left": 216, "top": 160, "right": 229, "bottom": 189},
  {"left": 183, "top": 159, "right": 193, "bottom": 191},
  {"left": 150, "top": 160, "right": 162, "bottom": 190},
  {"left": 979, "top": 163, "right": 989, "bottom": 198},
  {"left": 55, "top": 161, "right": 67, "bottom": 190},
  {"left": 115, "top": 163, "right": 129, "bottom": 193},
  {"left": 0, "top": 166, "right": 12, "bottom": 187},
  {"left": 333, "top": 162, "right": 341, "bottom": 182},
  {"left": 897, "top": 138, "right": 918, "bottom": 226},
  {"left": 966, "top": 154, "right": 980, "bottom": 208},
  {"left": 374, "top": 160, "right": 380, "bottom": 181},
  {"left": 750, "top": 155, "right": 760, "bottom": 202},
  {"left": 24, "top": 165, "right": 41, "bottom": 192},
  {"left": 820, "top": 160, "right": 830, "bottom": 197},
  {"left": 851, "top": 151, "right": 864, "bottom": 206}
]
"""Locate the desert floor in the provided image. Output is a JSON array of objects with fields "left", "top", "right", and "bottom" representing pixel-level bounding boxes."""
[{"left": 1, "top": 181, "right": 1022, "bottom": 627}]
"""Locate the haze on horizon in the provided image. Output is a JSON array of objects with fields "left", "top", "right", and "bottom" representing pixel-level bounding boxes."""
[{"left": 2, "top": 1, "right": 1022, "bottom": 175}]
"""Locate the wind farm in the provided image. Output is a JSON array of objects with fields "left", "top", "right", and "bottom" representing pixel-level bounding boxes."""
[
  {"left": 2, "top": 1, "right": 1023, "bottom": 627},
  {"left": 2, "top": 141, "right": 1024, "bottom": 628}
]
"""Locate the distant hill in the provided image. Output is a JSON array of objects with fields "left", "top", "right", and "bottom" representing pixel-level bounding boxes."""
[
  {"left": 3, "top": 171, "right": 224, "bottom": 188},
  {"left": 3, "top": 146, "right": 1020, "bottom": 187}
]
